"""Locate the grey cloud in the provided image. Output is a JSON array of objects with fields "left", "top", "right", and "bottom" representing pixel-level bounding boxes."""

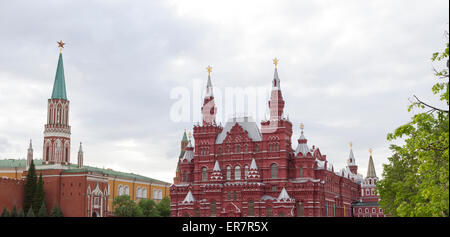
[{"left": 0, "top": 0, "right": 448, "bottom": 182}]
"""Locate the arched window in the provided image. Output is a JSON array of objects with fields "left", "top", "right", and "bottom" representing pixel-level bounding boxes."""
[
  {"left": 118, "top": 185, "right": 123, "bottom": 196},
  {"left": 137, "top": 187, "right": 141, "bottom": 198},
  {"left": 299, "top": 166, "right": 303, "bottom": 178},
  {"left": 244, "top": 144, "right": 248, "bottom": 152},
  {"left": 226, "top": 166, "right": 231, "bottom": 180},
  {"left": 124, "top": 186, "right": 129, "bottom": 195},
  {"left": 233, "top": 191, "right": 237, "bottom": 200},
  {"left": 234, "top": 166, "right": 241, "bottom": 180},
  {"left": 234, "top": 145, "right": 240, "bottom": 153},
  {"left": 244, "top": 165, "right": 249, "bottom": 180},
  {"left": 248, "top": 200, "right": 254, "bottom": 216},
  {"left": 202, "top": 167, "right": 208, "bottom": 181},
  {"left": 57, "top": 108, "right": 61, "bottom": 124},
  {"left": 184, "top": 172, "right": 189, "bottom": 182},
  {"left": 271, "top": 164, "right": 278, "bottom": 179},
  {"left": 218, "top": 147, "right": 222, "bottom": 154},
  {"left": 142, "top": 188, "right": 147, "bottom": 198},
  {"left": 210, "top": 201, "right": 216, "bottom": 217},
  {"left": 46, "top": 146, "right": 49, "bottom": 160},
  {"left": 255, "top": 144, "right": 259, "bottom": 152},
  {"left": 227, "top": 192, "right": 231, "bottom": 200},
  {"left": 227, "top": 146, "right": 230, "bottom": 153}
]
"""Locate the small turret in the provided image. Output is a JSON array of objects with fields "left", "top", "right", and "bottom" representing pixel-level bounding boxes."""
[
  {"left": 26, "top": 139, "right": 33, "bottom": 169},
  {"left": 347, "top": 142, "right": 358, "bottom": 174},
  {"left": 77, "top": 142, "right": 83, "bottom": 168}
]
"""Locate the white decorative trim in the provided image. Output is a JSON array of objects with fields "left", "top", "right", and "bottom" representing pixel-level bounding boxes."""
[{"left": 44, "top": 131, "right": 71, "bottom": 138}]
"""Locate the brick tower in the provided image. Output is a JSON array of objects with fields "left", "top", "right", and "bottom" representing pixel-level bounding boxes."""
[{"left": 42, "top": 42, "right": 71, "bottom": 166}]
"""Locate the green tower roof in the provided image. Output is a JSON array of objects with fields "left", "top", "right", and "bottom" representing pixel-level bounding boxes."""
[
  {"left": 51, "top": 53, "right": 67, "bottom": 100},
  {"left": 182, "top": 130, "right": 188, "bottom": 142}
]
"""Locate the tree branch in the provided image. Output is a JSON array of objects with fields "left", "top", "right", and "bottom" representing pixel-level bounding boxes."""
[{"left": 413, "top": 95, "right": 449, "bottom": 113}]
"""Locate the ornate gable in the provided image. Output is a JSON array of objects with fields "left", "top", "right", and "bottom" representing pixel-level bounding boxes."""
[{"left": 223, "top": 123, "right": 252, "bottom": 144}]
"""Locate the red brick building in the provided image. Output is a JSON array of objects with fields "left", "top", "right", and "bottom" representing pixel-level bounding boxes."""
[
  {"left": 0, "top": 45, "right": 170, "bottom": 216},
  {"left": 170, "top": 60, "right": 369, "bottom": 217}
]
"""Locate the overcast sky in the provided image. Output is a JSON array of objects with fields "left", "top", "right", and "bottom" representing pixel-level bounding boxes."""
[{"left": 0, "top": 0, "right": 448, "bottom": 183}]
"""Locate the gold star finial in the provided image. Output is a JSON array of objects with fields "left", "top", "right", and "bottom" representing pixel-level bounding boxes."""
[
  {"left": 369, "top": 148, "right": 373, "bottom": 155},
  {"left": 300, "top": 122, "right": 304, "bottom": 132},
  {"left": 57, "top": 40, "right": 66, "bottom": 53},
  {"left": 273, "top": 57, "right": 279, "bottom": 69},
  {"left": 206, "top": 65, "right": 212, "bottom": 76},
  {"left": 350, "top": 142, "right": 353, "bottom": 149}
]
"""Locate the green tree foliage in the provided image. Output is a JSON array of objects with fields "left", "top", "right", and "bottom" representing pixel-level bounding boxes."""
[
  {"left": 17, "top": 208, "right": 24, "bottom": 217},
  {"left": 156, "top": 196, "right": 171, "bottom": 217},
  {"left": 138, "top": 198, "right": 160, "bottom": 217},
  {"left": 10, "top": 205, "right": 18, "bottom": 217},
  {"left": 38, "top": 202, "right": 48, "bottom": 217},
  {"left": 50, "top": 204, "right": 64, "bottom": 217},
  {"left": 112, "top": 195, "right": 144, "bottom": 217},
  {"left": 24, "top": 160, "right": 37, "bottom": 213},
  {"left": 378, "top": 41, "right": 449, "bottom": 217},
  {"left": 32, "top": 173, "right": 46, "bottom": 215},
  {"left": 1, "top": 208, "right": 9, "bottom": 217},
  {"left": 26, "top": 206, "right": 35, "bottom": 217}
]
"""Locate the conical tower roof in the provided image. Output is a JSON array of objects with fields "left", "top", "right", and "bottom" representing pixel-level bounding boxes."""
[
  {"left": 182, "top": 130, "right": 188, "bottom": 142},
  {"left": 51, "top": 53, "right": 67, "bottom": 100},
  {"left": 367, "top": 155, "right": 377, "bottom": 178}
]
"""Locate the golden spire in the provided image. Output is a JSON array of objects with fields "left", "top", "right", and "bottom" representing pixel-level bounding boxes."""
[
  {"left": 273, "top": 57, "right": 279, "bottom": 69},
  {"left": 57, "top": 40, "right": 66, "bottom": 53},
  {"left": 369, "top": 148, "right": 373, "bottom": 156},
  {"left": 350, "top": 142, "right": 353, "bottom": 149},
  {"left": 300, "top": 122, "right": 304, "bottom": 131},
  {"left": 206, "top": 65, "right": 212, "bottom": 76},
  {"left": 188, "top": 131, "right": 192, "bottom": 140}
]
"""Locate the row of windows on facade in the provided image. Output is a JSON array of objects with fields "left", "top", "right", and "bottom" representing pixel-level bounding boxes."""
[
  {"left": 356, "top": 207, "right": 383, "bottom": 214},
  {"left": 183, "top": 164, "right": 305, "bottom": 182},
  {"left": 188, "top": 201, "right": 363, "bottom": 217},
  {"left": 365, "top": 178, "right": 377, "bottom": 185},
  {"left": 117, "top": 185, "right": 163, "bottom": 200},
  {"left": 199, "top": 143, "right": 282, "bottom": 155},
  {"left": 48, "top": 105, "right": 68, "bottom": 125},
  {"left": 362, "top": 188, "right": 377, "bottom": 196},
  {"left": 190, "top": 201, "right": 305, "bottom": 217}
]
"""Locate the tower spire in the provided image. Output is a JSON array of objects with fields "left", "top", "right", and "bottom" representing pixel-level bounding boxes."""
[
  {"left": 78, "top": 142, "right": 83, "bottom": 168},
  {"left": 347, "top": 142, "right": 358, "bottom": 174},
  {"left": 52, "top": 41, "right": 67, "bottom": 100},
  {"left": 27, "top": 139, "right": 33, "bottom": 169},
  {"left": 268, "top": 57, "right": 285, "bottom": 120},
  {"left": 367, "top": 149, "right": 377, "bottom": 178},
  {"left": 201, "top": 65, "right": 217, "bottom": 125}
]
